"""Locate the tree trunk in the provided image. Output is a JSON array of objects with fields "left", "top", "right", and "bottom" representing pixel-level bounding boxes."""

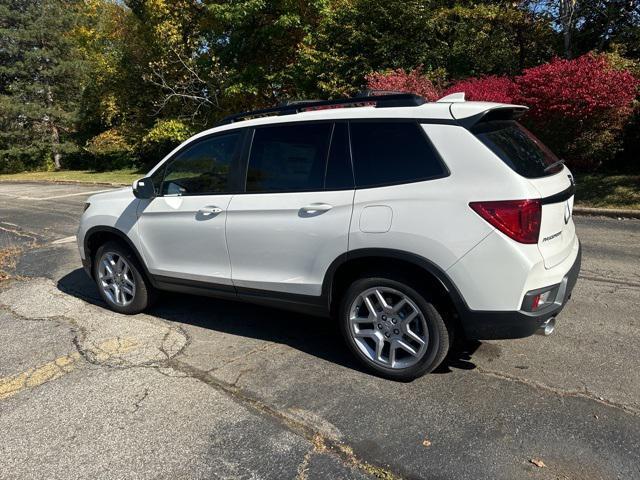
[
  {"left": 51, "top": 124, "right": 62, "bottom": 170},
  {"left": 559, "top": 0, "right": 577, "bottom": 59}
]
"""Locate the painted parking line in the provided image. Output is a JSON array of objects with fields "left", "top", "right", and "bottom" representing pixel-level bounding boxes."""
[
  {"left": 0, "top": 189, "right": 113, "bottom": 201},
  {"left": 51, "top": 235, "right": 77, "bottom": 245},
  {"left": 0, "top": 337, "right": 138, "bottom": 401},
  {"left": 0, "top": 352, "right": 80, "bottom": 400}
]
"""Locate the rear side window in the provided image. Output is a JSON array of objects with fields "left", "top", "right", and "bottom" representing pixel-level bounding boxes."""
[
  {"left": 246, "top": 123, "right": 332, "bottom": 193},
  {"left": 349, "top": 121, "right": 446, "bottom": 188},
  {"left": 472, "top": 120, "right": 562, "bottom": 178}
]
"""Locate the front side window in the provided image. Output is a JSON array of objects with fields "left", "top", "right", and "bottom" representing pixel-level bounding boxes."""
[
  {"left": 246, "top": 123, "right": 332, "bottom": 193},
  {"left": 472, "top": 120, "right": 562, "bottom": 178},
  {"left": 349, "top": 121, "right": 446, "bottom": 188},
  {"left": 161, "top": 133, "right": 240, "bottom": 196}
]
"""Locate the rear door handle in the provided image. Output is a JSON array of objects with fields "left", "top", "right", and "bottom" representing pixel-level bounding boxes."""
[
  {"left": 198, "top": 205, "right": 224, "bottom": 214},
  {"left": 301, "top": 203, "right": 333, "bottom": 213}
]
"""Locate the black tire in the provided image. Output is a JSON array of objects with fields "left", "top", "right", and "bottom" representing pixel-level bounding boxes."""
[
  {"left": 93, "top": 240, "right": 155, "bottom": 314},
  {"left": 339, "top": 275, "right": 450, "bottom": 381}
]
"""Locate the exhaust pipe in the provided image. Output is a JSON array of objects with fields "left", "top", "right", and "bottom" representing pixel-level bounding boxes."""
[{"left": 536, "top": 317, "right": 556, "bottom": 336}]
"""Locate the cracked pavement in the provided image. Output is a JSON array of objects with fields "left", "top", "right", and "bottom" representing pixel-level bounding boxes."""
[{"left": 1, "top": 182, "right": 639, "bottom": 480}]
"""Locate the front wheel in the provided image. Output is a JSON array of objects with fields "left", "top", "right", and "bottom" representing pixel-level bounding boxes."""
[
  {"left": 339, "top": 276, "right": 450, "bottom": 381},
  {"left": 94, "top": 241, "right": 154, "bottom": 314}
]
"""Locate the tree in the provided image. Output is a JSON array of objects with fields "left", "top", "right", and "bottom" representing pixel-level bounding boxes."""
[
  {"left": 298, "top": 0, "right": 557, "bottom": 97},
  {"left": 526, "top": 1, "right": 640, "bottom": 59},
  {"left": 0, "top": 0, "right": 86, "bottom": 171},
  {"left": 206, "top": 0, "right": 326, "bottom": 112}
]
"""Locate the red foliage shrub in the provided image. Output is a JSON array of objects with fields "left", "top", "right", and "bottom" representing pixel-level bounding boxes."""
[
  {"left": 516, "top": 53, "right": 639, "bottom": 120},
  {"left": 365, "top": 67, "right": 440, "bottom": 101},
  {"left": 443, "top": 75, "right": 518, "bottom": 104},
  {"left": 515, "top": 53, "right": 639, "bottom": 169},
  {"left": 442, "top": 54, "right": 638, "bottom": 170}
]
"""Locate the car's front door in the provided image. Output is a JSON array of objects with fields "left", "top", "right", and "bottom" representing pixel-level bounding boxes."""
[
  {"left": 137, "top": 130, "right": 244, "bottom": 286},
  {"left": 226, "top": 122, "right": 355, "bottom": 296}
]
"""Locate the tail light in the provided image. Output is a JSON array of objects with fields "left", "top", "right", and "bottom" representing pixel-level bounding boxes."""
[{"left": 469, "top": 199, "right": 541, "bottom": 244}]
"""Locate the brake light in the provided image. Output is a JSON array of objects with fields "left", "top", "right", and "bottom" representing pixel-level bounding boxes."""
[{"left": 469, "top": 199, "right": 541, "bottom": 244}]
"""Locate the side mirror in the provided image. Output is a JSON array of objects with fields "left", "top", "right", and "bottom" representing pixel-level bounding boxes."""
[{"left": 132, "top": 177, "right": 155, "bottom": 199}]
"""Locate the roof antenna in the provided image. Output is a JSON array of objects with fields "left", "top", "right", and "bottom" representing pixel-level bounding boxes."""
[{"left": 437, "top": 92, "right": 466, "bottom": 103}]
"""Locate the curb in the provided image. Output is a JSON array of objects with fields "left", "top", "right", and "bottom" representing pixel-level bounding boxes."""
[{"left": 573, "top": 206, "right": 640, "bottom": 219}]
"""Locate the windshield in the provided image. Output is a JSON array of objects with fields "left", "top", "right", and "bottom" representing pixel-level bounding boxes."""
[{"left": 472, "top": 120, "right": 563, "bottom": 178}]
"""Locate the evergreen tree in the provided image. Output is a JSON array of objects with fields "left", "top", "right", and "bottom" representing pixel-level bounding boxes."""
[{"left": 0, "top": 0, "right": 85, "bottom": 171}]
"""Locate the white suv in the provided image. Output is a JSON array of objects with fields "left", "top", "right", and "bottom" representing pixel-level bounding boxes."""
[{"left": 77, "top": 93, "right": 581, "bottom": 380}]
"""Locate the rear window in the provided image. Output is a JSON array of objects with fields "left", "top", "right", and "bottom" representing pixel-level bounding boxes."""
[{"left": 472, "top": 120, "right": 563, "bottom": 178}]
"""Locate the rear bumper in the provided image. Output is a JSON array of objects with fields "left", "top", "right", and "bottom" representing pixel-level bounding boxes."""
[{"left": 459, "top": 242, "right": 581, "bottom": 340}]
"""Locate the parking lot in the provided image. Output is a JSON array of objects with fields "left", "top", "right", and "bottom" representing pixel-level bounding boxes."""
[{"left": 1, "top": 182, "right": 639, "bottom": 479}]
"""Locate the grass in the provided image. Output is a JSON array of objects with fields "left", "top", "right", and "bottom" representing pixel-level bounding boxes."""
[
  {"left": 0, "top": 169, "right": 638, "bottom": 210},
  {"left": 574, "top": 174, "right": 640, "bottom": 210},
  {"left": 0, "top": 168, "right": 141, "bottom": 185}
]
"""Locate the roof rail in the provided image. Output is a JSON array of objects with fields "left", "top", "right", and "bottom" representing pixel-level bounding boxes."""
[{"left": 217, "top": 93, "right": 426, "bottom": 125}]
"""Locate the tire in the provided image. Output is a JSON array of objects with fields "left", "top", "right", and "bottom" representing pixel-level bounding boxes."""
[
  {"left": 339, "top": 276, "right": 450, "bottom": 381},
  {"left": 93, "top": 240, "right": 155, "bottom": 314}
]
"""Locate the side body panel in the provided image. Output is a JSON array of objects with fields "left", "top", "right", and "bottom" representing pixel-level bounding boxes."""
[{"left": 226, "top": 190, "right": 354, "bottom": 296}]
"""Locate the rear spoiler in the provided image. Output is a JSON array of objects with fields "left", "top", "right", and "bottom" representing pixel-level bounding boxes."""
[
  {"left": 438, "top": 94, "right": 529, "bottom": 129},
  {"left": 453, "top": 105, "right": 529, "bottom": 129}
]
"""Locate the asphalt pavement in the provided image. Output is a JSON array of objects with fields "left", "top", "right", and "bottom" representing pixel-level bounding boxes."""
[{"left": 1, "top": 182, "right": 639, "bottom": 480}]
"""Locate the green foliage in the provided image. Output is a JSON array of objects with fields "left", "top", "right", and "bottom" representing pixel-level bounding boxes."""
[
  {"left": 0, "top": 0, "right": 86, "bottom": 172},
  {"left": 85, "top": 129, "right": 134, "bottom": 172},
  {"left": 139, "top": 119, "right": 194, "bottom": 169},
  {"left": 206, "top": 0, "right": 326, "bottom": 112},
  {"left": 296, "top": 1, "right": 558, "bottom": 96},
  {"left": 1, "top": 0, "right": 639, "bottom": 174}
]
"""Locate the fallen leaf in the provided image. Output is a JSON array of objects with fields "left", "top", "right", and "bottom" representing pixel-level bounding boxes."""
[{"left": 530, "top": 458, "right": 546, "bottom": 468}]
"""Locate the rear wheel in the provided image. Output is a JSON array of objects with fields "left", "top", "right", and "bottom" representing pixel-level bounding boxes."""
[
  {"left": 94, "top": 241, "right": 154, "bottom": 314},
  {"left": 339, "top": 276, "right": 450, "bottom": 381}
]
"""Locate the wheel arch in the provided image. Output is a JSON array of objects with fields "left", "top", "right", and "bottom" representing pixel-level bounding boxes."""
[
  {"left": 323, "top": 249, "right": 469, "bottom": 328},
  {"left": 84, "top": 226, "right": 151, "bottom": 282}
]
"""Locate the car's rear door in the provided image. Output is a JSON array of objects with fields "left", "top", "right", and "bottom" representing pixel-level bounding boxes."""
[{"left": 225, "top": 122, "right": 354, "bottom": 296}]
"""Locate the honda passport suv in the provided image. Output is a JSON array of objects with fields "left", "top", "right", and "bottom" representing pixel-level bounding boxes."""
[{"left": 77, "top": 92, "right": 581, "bottom": 380}]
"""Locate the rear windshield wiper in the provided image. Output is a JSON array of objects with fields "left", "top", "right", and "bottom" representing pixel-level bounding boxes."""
[{"left": 543, "top": 159, "right": 565, "bottom": 172}]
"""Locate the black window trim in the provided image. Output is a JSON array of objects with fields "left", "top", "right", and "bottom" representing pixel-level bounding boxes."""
[
  {"left": 155, "top": 128, "right": 248, "bottom": 197},
  {"left": 325, "top": 121, "right": 356, "bottom": 191},
  {"left": 322, "top": 123, "right": 336, "bottom": 190},
  {"left": 347, "top": 119, "right": 451, "bottom": 190}
]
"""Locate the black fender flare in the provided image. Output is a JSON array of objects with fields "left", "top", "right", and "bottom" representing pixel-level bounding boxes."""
[{"left": 321, "top": 248, "right": 471, "bottom": 314}]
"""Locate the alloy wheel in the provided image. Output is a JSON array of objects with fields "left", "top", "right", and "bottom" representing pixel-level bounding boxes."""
[
  {"left": 98, "top": 252, "right": 136, "bottom": 307},
  {"left": 348, "top": 287, "right": 429, "bottom": 369}
]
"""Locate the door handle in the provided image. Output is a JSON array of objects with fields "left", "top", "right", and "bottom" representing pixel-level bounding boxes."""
[
  {"left": 198, "top": 205, "right": 223, "bottom": 214},
  {"left": 301, "top": 203, "right": 333, "bottom": 214}
]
